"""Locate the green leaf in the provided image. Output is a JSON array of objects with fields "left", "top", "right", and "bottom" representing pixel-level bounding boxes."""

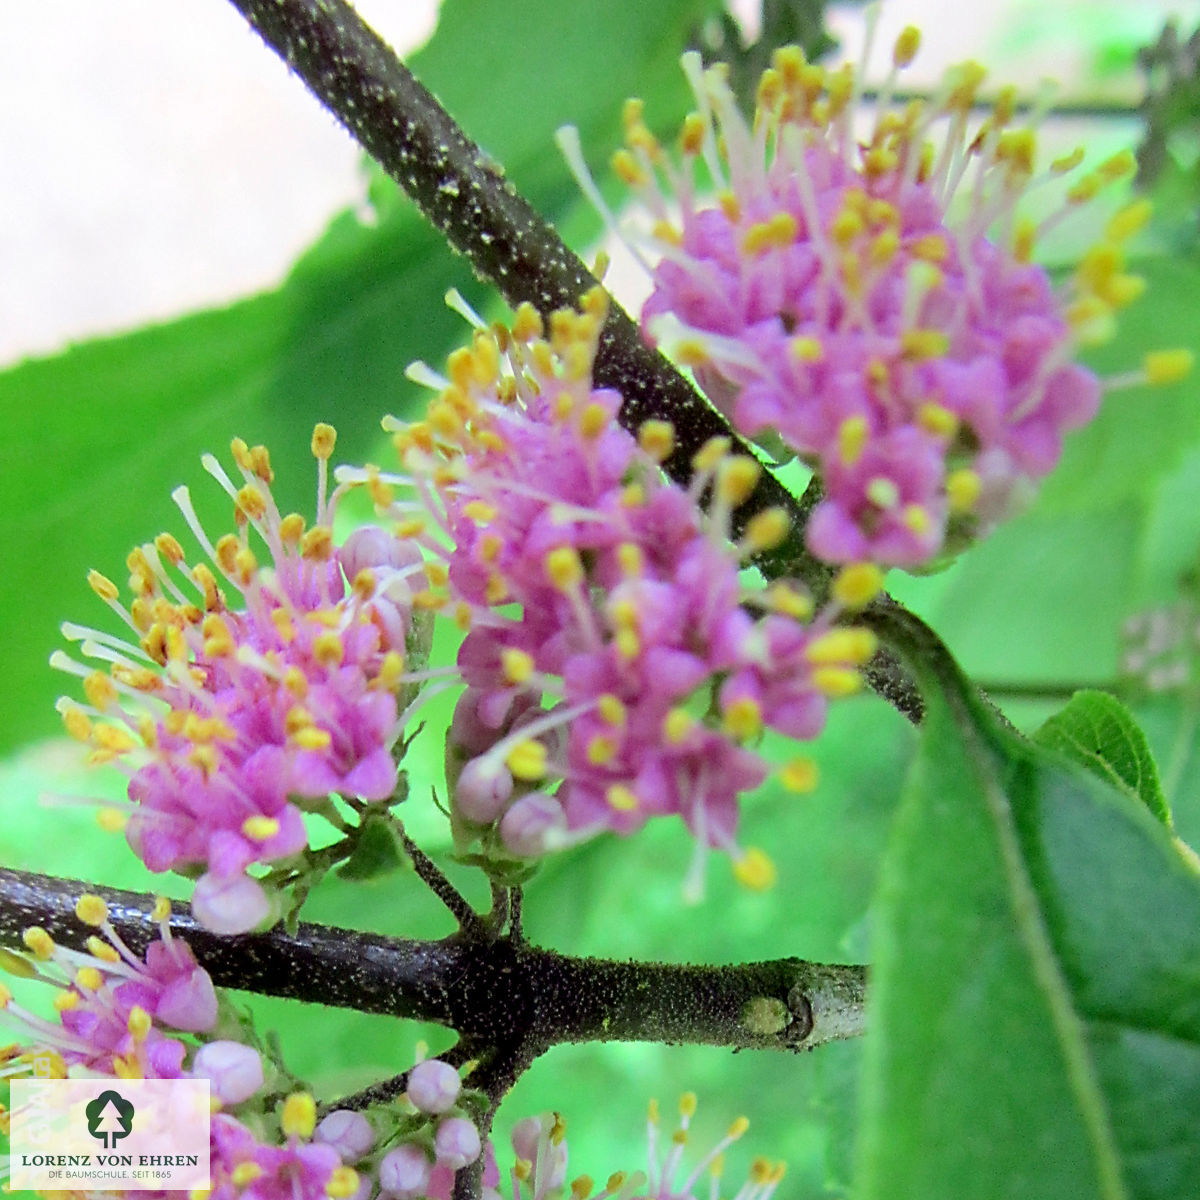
[
  {"left": 859, "top": 665, "right": 1200, "bottom": 1200},
  {"left": 0, "top": 0, "right": 719, "bottom": 752},
  {"left": 1034, "top": 689, "right": 1170, "bottom": 825},
  {"left": 335, "top": 816, "right": 407, "bottom": 881}
]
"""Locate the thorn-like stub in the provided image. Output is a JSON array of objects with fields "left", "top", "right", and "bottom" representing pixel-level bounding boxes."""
[{"left": 785, "top": 983, "right": 815, "bottom": 1044}]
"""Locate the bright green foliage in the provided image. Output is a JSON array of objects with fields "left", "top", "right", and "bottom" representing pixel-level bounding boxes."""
[
  {"left": 1035, "top": 689, "right": 1170, "bottom": 825},
  {"left": 860, "top": 672, "right": 1200, "bottom": 1200}
]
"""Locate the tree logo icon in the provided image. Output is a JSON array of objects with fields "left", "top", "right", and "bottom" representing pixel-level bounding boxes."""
[{"left": 85, "top": 1090, "right": 135, "bottom": 1149}]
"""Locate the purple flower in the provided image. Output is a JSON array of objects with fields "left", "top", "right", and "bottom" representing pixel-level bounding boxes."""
[
  {"left": 562, "top": 33, "right": 1190, "bottom": 568},
  {"left": 55, "top": 426, "right": 415, "bottom": 932},
  {"left": 385, "top": 295, "right": 876, "bottom": 893}
]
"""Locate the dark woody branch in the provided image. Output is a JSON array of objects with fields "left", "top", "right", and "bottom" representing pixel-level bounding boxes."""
[
  {"left": 225, "top": 0, "right": 922, "bottom": 723},
  {"left": 0, "top": 868, "right": 865, "bottom": 1056}
]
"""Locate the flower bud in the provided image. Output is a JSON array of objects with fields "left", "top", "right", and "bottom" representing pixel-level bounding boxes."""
[
  {"left": 191, "top": 873, "right": 271, "bottom": 935},
  {"left": 340, "top": 525, "right": 423, "bottom": 579},
  {"left": 378, "top": 1143, "right": 432, "bottom": 1198},
  {"left": 192, "top": 1041, "right": 263, "bottom": 1105},
  {"left": 454, "top": 757, "right": 514, "bottom": 824},
  {"left": 435, "top": 1117, "right": 482, "bottom": 1169},
  {"left": 499, "top": 793, "right": 566, "bottom": 858},
  {"left": 407, "top": 1058, "right": 462, "bottom": 1114},
  {"left": 315, "top": 1110, "right": 375, "bottom": 1163}
]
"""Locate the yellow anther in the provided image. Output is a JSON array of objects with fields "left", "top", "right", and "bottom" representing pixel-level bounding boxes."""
[
  {"left": 1106, "top": 198, "right": 1154, "bottom": 243},
  {"left": 733, "top": 847, "right": 777, "bottom": 890},
  {"left": 606, "top": 785, "right": 639, "bottom": 812},
  {"left": 679, "top": 1092, "right": 698, "bottom": 1118},
  {"left": 1066, "top": 174, "right": 1102, "bottom": 205},
  {"left": 507, "top": 740, "right": 548, "bottom": 781},
  {"left": 638, "top": 419, "right": 676, "bottom": 462},
  {"left": 87, "top": 569, "right": 120, "bottom": 602},
  {"left": 893, "top": 25, "right": 921, "bottom": 68},
  {"left": 75, "top": 966, "right": 103, "bottom": 992},
  {"left": 54, "top": 990, "right": 80, "bottom": 1012},
  {"left": 232, "top": 1163, "right": 265, "bottom": 1187},
  {"left": 648, "top": 1098, "right": 660, "bottom": 1124},
  {"left": 424, "top": 561, "right": 449, "bottom": 587},
  {"left": 152, "top": 896, "right": 171, "bottom": 922},
  {"left": 832, "top": 563, "right": 884, "bottom": 609},
  {"left": 615, "top": 628, "right": 641, "bottom": 659},
  {"left": 61, "top": 705, "right": 93, "bottom": 742},
  {"left": 242, "top": 815, "right": 280, "bottom": 842},
  {"left": 598, "top": 694, "right": 627, "bottom": 726},
  {"left": 766, "top": 582, "right": 814, "bottom": 620},
  {"left": 281, "top": 1091, "right": 317, "bottom": 1139},
  {"left": 575, "top": 402, "right": 607, "bottom": 440},
  {"left": 428, "top": 402, "right": 464, "bottom": 438},
  {"left": 717, "top": 456, "right": 762, "bottom": 506},
  {"left": 502, "top": 648, "right": 536, "bottom": 684},
  {"left": 680, "top": 112, "right": 707, "bottom": 155},
  {"left": 870, "top": 229, "right": 900, "bottom": 265},
  {"left": 813, "top": 666, "right": 863, "bottom": 697},
  {"left": 910, "top": 234, "right": 948, "bottom": 264},
  {"left": 231, "top": 436, "right": 253, "bottom": 470},
  {"left": 569, "top": 1176, "right": 594, "bottom": 1200},
  {"left": 805, "top": 628, "right": 877, "bottom": 666},
  {"left": 153, "top": 533, "right": 185, "bottom": 567},
  {"left": 485, "top": 574, "right": 509, "bottom": 605},
  {"left": 292, "top": 727, "right": 332, "bottom": 752},
  {"left": 128, "top": 1005, "right": 152, "bottom": 1040},
  {"left": 612, "top": 147, "right": 646, "bottom": 186},
  {"left": 900, "top": 329, "right": 950, "bottom": 361},
  {"left": 312, "top": 631, "right": 344, "bottom": 668},
  {"left": 789, "top": 336, "right": 823, "bottom": 364},
  {"left": 301, "top": 526, "right": 334, "bottom": 562},
  {"left": 780, "top": 758, "right": 819, "bottom": 793},
  {"left": 514, "top": 1160, "right": 533, "bottom": 1182},
  {"left": 1050, "top": 146, "right": 1086, "bottom": 174},
  {"left": 728, "top": 1115, "right": 751, "bottom": 1138},
  {"left": 917, "top": 402, "right": 958, "bottom": 438},
  {"left": 22, "top": 927, "right": 55, "bottom": 960},
  {"left": 674, "top": 339, "right": 710, "bottom": 368},
  {"left": 326, "top": 1167, "right": 360, "bottom": 1199},
  {"left": 586, "top": 735, "right": 618, "bottom": 765},
  {"left": 722, "top": 697, "right": 763, "bottom": 741},
  {"left": 83, "top": 671, "right": 118, "bottom": 711},
  {"left": 830, "top": 209, "right": 864, "bottom": 246},
  {"left": 743, "top": 507, "right": 791, "bottom": 553},
  {"left": 75, "top": 894, "right": 109, "bottom": 928},
  {"left": 546, "top": 546, "right": 584, "bottom": 591},
  {"left": 94, "top": 724, "right": 137, "bottom": 754},
  {"left": 235, "top": 484, "right": 267, "bottom": 522},
  {"left": 837, "top": 416, "right": 869, "bottom": 466},
  {"left": 742, "top": 212, "right": 797, "bottom": 255},
  {"left": 944, "top": 60, "right": 987, "bottom": 109},
  {"left": 996, "top": 129, "right": 1036, "bottom": 176},
  {"left": 865, "top": 477, "right": 899, "bottom": 510},
  {"left": 658, "top": 706, "right": 694, "bottom": 745},
  {"left": 902, "top": 504, "right": 931, "bottom": 535},
  {"left": 616, "top": 543, "right": 644, "bottom": 577},
  {"left": 1144, "top": 349, "right": 1194, "bottom": 385},
  {"left": 1101, "top": 273, "right": 1146, "bottom": 308},
  {"left": 1098, "top": 149, "right": 1137, "bottom": 181}
]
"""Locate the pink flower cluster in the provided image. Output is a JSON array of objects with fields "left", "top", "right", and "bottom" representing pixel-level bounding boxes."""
[
  {"left": 381, "top": 292, "right": 877, "bottom": 889},
  {"left": 574, "top": 32, "right": 1188, "bottom": 567},
  {"left": 1, "top": 894, "right": 216, "bottom": 1079},
  {"left": 54, "top": 427, "right": 418, "bottom": 933}
]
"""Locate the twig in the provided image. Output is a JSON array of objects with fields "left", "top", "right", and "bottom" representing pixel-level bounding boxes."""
[
  {"left": 396, "top": 821, "right": 483, "bottom": 934},
  {"left": 224, "top": 0, "right": 924, "bottom": 724}
]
